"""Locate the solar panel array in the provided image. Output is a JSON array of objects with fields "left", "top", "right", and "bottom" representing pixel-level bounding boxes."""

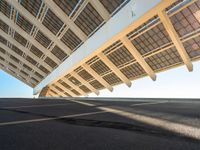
[
  {"left": 0, "top": 0, "right": 200, "bottom": 97},
  {"left": 0, "top": 0, "right": 127, "bottom": 87}
]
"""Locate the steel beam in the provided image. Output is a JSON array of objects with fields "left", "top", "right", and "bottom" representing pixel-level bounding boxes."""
[
  {"left": 0, "top": 42, "right": 46, "bottom": 77},
  {"left": 0, "top": 65, "right": 33, "bottom": 87},
  {"left": 0, "top": 30, "right": 52, "bottom": 71},
  {"left": 82, "top": 63, "right": 113, "bottom": 92},
  {"left": 51, "top": 86, "right": 66, "bottom": 97},
  {"left": 0, "top": 12, "right": 61, "bottom": 64},
  {"left": 0, "top": 60, "right": 28, "bottom": 81},
  {"left": 34, "top": 0, "right": 175, "bottom": 94},
  {"left": 71, "top": 0, "right": 89, "bottom": 21},
  {"left": 57, "top": 83, "right": 76, "bottom": 97},
  {"left": 0, "top": 55, "right": 41, "bottom": 82},
  {"left": 90, "top": 0, "right": 110, "bottom": 21},
  {"left": 7, "top": 0, "right": 71, "bottom": 55},
  {"left": 61, "top": 77, "right": 87, "bottom": 96},
  {"left": 158, "top": 10, "right": 193, "bottom": 72},
  {"left": 121, "top": 36, "right": 156, "bottom": 81},
  {"left": 98, "top": 53, "right": 132, "bottom": 87},
  {"left": 44, "top": 0, "right": 87, "bottom": 41},
  {"left": 71, "top": 71, "right": 100, "bottom": 95}
]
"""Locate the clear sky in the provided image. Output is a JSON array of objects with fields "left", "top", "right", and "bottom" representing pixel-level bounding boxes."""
[
  {"left": 0, "top": 61, "right": 200, "bottom": 98},
  {"left": 0, "top": 70, "right": 33, "bottom": 98}
]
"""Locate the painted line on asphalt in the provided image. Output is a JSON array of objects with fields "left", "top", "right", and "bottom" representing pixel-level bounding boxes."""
[
  {"left": 67, "top": 99, "right": 96, "bottom": 106},
  {"left": 1, "top": 103, "right": 72, "bottom": 109},
  {"left": 0, "top": 111, "right": 106, "bottom": 126},
  {"left": 68, "top": 100, "right": 200, "bottom": 140},
  {"left": 98, "top": 106, "right": 200, "bottom": 140},
  {"left": 130, "top": 101, "right": 168, "bottom": 107}
]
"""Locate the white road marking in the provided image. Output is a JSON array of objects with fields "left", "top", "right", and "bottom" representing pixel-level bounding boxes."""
[
  {"left": 98, "top": 106, "right": 200, "bottom": 140},
  {"left": 67, "top": 99, "right": 95, "bottom": 106},
  {"left": 0, "top": 111, "right": 106, "bottom": 126},
  {"left": 68, "top": 100, "right": 200, "bottom": 140},
  {"left": 130, "top": 101, "right": 168, "bottom": 107},
  {"left": 1, "top": 103, "right": 72, "bottom": 109}
]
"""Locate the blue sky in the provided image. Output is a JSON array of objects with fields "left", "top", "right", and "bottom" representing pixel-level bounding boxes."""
[
  {"left": 0, "top": 61, "right": 200, "bottom": 98},
  {"left": 0, "top": 70, "right": 33, "bottom": 98}
]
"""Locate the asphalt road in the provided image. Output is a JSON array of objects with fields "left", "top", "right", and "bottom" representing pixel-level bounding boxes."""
[{"left": 0, "top": 97, "right": 200, "bottom": 150}]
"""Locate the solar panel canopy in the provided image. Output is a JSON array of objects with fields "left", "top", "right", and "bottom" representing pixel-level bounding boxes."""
[{"left": 0, "top": 0, "right": 200, "bottom": 97}]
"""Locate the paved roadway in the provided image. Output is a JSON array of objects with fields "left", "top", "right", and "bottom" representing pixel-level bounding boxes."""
[{"left": 0, "top": 97, "right": 200, "bottom": 150}]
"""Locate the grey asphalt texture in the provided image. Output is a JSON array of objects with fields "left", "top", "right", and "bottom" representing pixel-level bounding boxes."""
[{"left": 0, "top": 97, "right": 200, "bottom": 150}]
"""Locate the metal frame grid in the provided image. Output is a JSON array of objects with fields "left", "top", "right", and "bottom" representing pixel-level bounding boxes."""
[
  {"left": 23, "top": 64, "right": 32, "bottom": 71},
  {"left": 0, "top": 0, "right": 125, "bottom": 89},
  {"left": 68, "top": 76, "right": 81, "bottom": 86},
  {"left": 9, "top": 62, "right": 17, "bottom": 69},
  {"left": 90, "top": 59, "right": 111, "bottom": 76},
  {"left": 34, "top": 71, "right": 44, "bottom": 79},
  {"left": 0, "top": 56, "right": 36, "bottom": 86},
  {"left": 74, "top": 3, "right": 104, "bottom": 36},
  {"left": 71, "top": 89, "right": 80, "bottom": 96},
  {"left": 26, "top": 55, "right": 37, "bottom": 65},
  {"left": 10, "top": 55, "right": 20, "bottom": 63},
  {"left": 0, "top": 35, "right": 7, "bottom": 45},
  {"left": 77, "top": 69, "right": 94, "bottom": 81},
  {"left": 20, "top": 70, "right": 29, "bottom": 76},
  {"left": 120, "top": 62, "right": 146, "bottom": 79},
  {"left": 0, "top": 0, "right": 11, "bottom": 18},
  {"left": 50, "top": 89, "right": 58, "bottom": 95},
  {"left": 30, "top": 45, "right": 43, "bottom": 58},
  {"left": 131, "top": 23, "right": 171, "bottom": 55},
  {"left": 39, "top": 86, "right": 49, "bottom": 97},
  {"left": 20, "top": 0, "right": 42, "bottom": 17},
  {"left": 42, "top": 9, "right": 64, "bottom": 35},
  {"left": 79, "top": 85, "right": 91, "bottom": 93},
  {"left": 170, "top": 2, "right": 200, "bottom": 37},
  {"left": 45, "top": 0, "right": 200, "bottom": 97},
  {"left": 13, "top": 32, "right": 27, "bottom": 47},
  {"left": 44, "top": 57, "right": 57, "bottom": 68},
  {"left": 0, "top": 56, "right": 5, "bottom": 61},
  {"left": 51, "top": 45, "right": 68, "bottom": 61},
  {"left": 99, "top": 0, "right": 126, "bottom": 14},
  {"left": 53, "top": 0, "right": 79, "bottom": 16},
  {"left": 0, "top": 47, "right": 6, "bottom": 54},
  {"left": 2, "top": 0, "right": 200, "bottom": 97},
  {"left": 107, "top": 46, "right": 135, "bottom": 67},
  {"left": 64, "top": 92, "right": 71, "bottom": 97},
  {"left": 127, "top": 16, "right": 159, "bottom": 40},
  {"left": 183, "top": 36, "right": 200, "bottom": 58},
  {"left": 11, "top": 45, "right": 24, "bottom": 56},
  {"left": 16, "top": 13, "right": 33, "bottom": 34},
  {"left": 58, "top": 79, "right": 72, "bottom": 89},
  {"left": 103, "top": 72, "right": 122, "bottom": 85},
  {"left": 61, "top": 28, "right": 82, "bottom": 50},
  {"left": 31, "top": 77, "right": 39, "bottom": 83},
  {"left": 35, "top": 30, "right": 51, "bottom": 48},
  {"left": 54, "top": 84, "right": 64, "bottom": 92},
  {"left": 89, "top": 80, "right": 104, "bottom": 90},
  {"left": 39, "top": 65, "right": 50, "bottom": 74},
  {"left": 145, "top": 47, "right": 183, "bottom": 71},
  {"left": 0, "top": 19, "right": 9, "bottom": 33}
]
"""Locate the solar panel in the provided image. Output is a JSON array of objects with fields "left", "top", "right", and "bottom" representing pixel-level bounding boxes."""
[
  {"left": 74, "top": 3, "right": 103, "bottom": 36},
  {"left": 42, "top": 9, "right": 64, "bottom": 35},
  {"left": 0, "top": 0, "right": 11, "bottom": 18},
  {"left": 1, "top": 0, "right": 200, "bottom": 96},
  {"left": 20, "top": 0, "right": 42, "bottom": 17}
]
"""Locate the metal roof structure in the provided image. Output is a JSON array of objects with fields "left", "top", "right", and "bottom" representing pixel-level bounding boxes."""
[{"left": 0, "top": 0, "right": 200, "bottom": 97}]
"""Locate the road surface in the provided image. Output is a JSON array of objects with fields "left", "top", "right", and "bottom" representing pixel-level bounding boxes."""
[{"left": 0, "top": 97, "right": 199, "bottom": 150}]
